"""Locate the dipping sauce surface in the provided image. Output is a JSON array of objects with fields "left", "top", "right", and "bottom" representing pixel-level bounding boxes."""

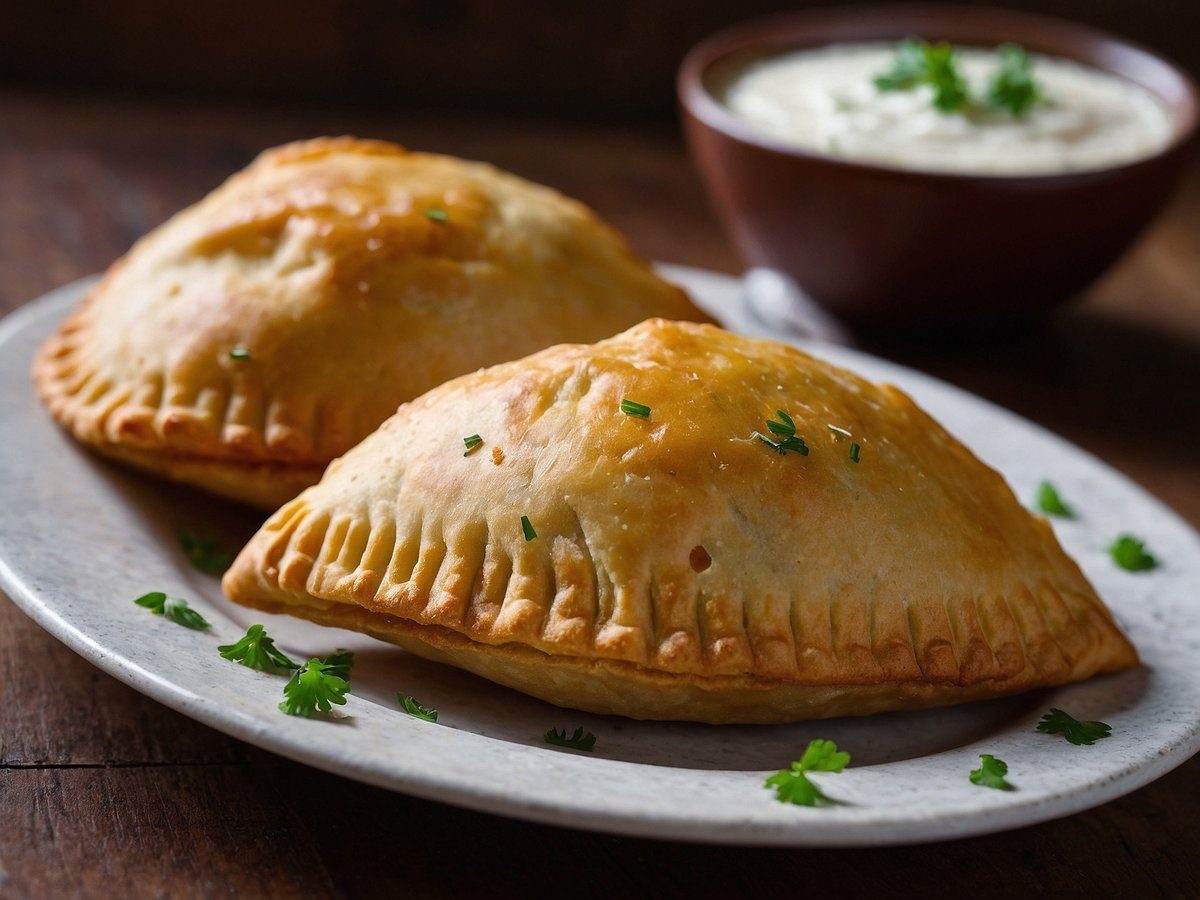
[{"left": 720, "top": 44, "right": 1174, "bottom": 175}]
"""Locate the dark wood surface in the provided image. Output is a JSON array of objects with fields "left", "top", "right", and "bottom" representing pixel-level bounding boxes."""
[{"left": 1, "top": 89, "right": 1198, "bottom": 899}]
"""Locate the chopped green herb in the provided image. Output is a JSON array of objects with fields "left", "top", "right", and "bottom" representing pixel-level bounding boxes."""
[
  {"left": 756, "top": 432, "right": 809, "bottom": 456},
  {"left": 320, "top": 649, "right": 355, "bottom": 682},
  {"left": 757, "top": 410, "right": 808, "bottom": 457},
  {"left": 229, "top": 347, "right": 251, "bottom": 360},
  {"left": 764, "top": 738, "right": 850, "bottom": 807},
  {"left": 988, "top": 43, "right": 1041, "bottom": 116},
  {"left": 874, "top": 38, "right": 969, "bottom": 112},
  {"left": 278, "top": 657, "right": 351, "bottom": 717},
  {"left": 1035, "top": 481, "right": 1074, "bottom": 518},
  {"left": 849, "top": 442, "right": 861, "bottom": 463},
  {"left": 969, "top": 754, "right": 1015, "bottom": 790},
  {"left": 218, "top": 624, "right": 298, "bottom": 672},
  {"left": 424, "top": 207, "right": 448, "bottom": 222},
  {"left": 544, "top": 726, "right": 596, "bottom": 752},
  {"left": 1037, "top": 708, "right": 1112, "bottom": 746},
  {"left": 827, "top": 424, "right": 852, "bottom": 439},
  {"left": 134, "top": 591, "right": 210, "bottom": 630},
  {"left": 1108, "top": 534, "right": 1158, "bottom": 571},
  {"left": 178, "top": 529, "right": 234, "bottom": 575},
  {"left": 767, "top": 409, "right": 796, "bottom": 436},
  {"left": 400, "top": 694, "right": 438, "bottom": 722},
  {"left": 521, "top": 515, "right": 538, "bottom": 541},
  {"left": 463, "top": 433, "right": 484, "bottom": 456},
  {"left": 619, "top": 399, "right": 651, "bottom": 418}
]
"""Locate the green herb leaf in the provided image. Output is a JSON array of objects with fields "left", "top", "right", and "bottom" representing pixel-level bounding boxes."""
[
  {"left": 765, "top": 739, "right": 850, "bottom": 807},
  {"left": 424, "top": 207, "right": 448, "bottom": 222},
  {"left": 849, "top": 442, "right": 861, "bottom": 463},
  {"left": 218, "top": 624, "right": 298, "bottom": 672},
  {"left": 400, "top": 694, "right": 439, "bottom": 722},
  {"left": 1037, "top": 708, "right": 1112, "bottom": 745},
  {"left": 278, "top": 658, "right": 351, "bottom": 717},
  {"left": 521, "top": 515, "right": 538, "bottom": 542},
  {"left": 320, "top": 649, "right": 355, "bottom": 682},
  {"left": 463, "top": 433, "right": 483, "bottom": 456},
  {"left": 988, "top": 43, "right": 1041, "bottom": 115},
  {"left": 620, "top": 399, "right": 651, "bottom": 419},
  {"left": 544, "top": 726, "right": 596, "bottom": 752},
  {"left": 229, "top": 347, "right": 251, "bottom": 360},
  {"left": 767, "top": 409, "right": 796, "bottom": 436},
  {"left": 1108, "top": 534, "right": 1158, "bottom": 571},
  {"left": 874, "top": 39, "right": 968, "bottom": 113},
  {"left": 178, "top": 529, "right": 234, "bottom": 575},
  {"left": 1034, "top": 481, "right": 1073, "bottom": 518},
  {"left": 873, "top": 37, "right": 928, "bottom": 91},
  {"left": 969, "top": 754, "right": 1015, "bottom": 790},
  {"left": 134, "top": 591, "right": 210, "bottom": 630}
]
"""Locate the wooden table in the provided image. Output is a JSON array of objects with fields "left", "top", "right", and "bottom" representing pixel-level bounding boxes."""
[{"left": 2, "top": 89, "right": 1197, "bottom": 898}]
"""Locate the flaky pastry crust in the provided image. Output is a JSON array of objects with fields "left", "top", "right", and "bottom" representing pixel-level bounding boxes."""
[
  {"left": 32, "top": 137, "right": 706, "bottom": 508},
  {"left": 223, "top": 320, "right": 1138, "bottom": 722}
]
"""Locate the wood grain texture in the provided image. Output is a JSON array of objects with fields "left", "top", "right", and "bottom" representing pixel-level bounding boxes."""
[{"left": 0, "top": 87, "right": 1198, "bottom": 897}]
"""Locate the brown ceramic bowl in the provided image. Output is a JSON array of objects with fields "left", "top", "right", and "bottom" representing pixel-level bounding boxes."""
[{"left": 679, "top": 5, "right": 1199, "bottom": 330}]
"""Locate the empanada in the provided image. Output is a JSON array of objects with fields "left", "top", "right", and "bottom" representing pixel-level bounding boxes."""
[
  {"left": 32, "top": 137, "right": 706, "bottom": 508},
  {"left": 223, "top": 320, "right": 1138, "bottom": 723}
]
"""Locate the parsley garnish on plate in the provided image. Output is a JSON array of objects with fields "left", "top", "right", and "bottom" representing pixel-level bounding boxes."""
[
  {"left": 1034, "top": 481, "right": 1074, "bottom": 518},
  {"left": 619, "top": 399, "right": 651, "bottom": 419},
  {"left": 1108, "top": 534, "right": 1158, "bottom": 571},
  {"left": 1037, "top": 708, "right": 1112, "bottom": 745},
  {"left": 278, "top": 658, "right": 351, "bottom": 717},
  {"left": 400, "top": 695, "right": 439, "bottom": 722},
  {"left": 178, "top": 529, "right": 234, "bottom": 575},
  {"left": 134, "top": 591, "right": 210, "bottom": 630},
  {"left": 463, "top": 434, "right": 484, "bottom": 456},
  {"left": 544, "top": 726, "right": 596, "bottom": 752},
  {"left": 764, "top": 739, "right": 850, "bottom": 807},
  {"left": 320, "top": 649, "right": 355, "bottom": 682},
  {"left": 988, "top": 43, "right": 1041, "bottom": 116},
  {"left": 218, "top": 624, "right": 297, "bottom": 672},
  {"left": 969, "top": 754, "right": 1015, "bottom": 791}
]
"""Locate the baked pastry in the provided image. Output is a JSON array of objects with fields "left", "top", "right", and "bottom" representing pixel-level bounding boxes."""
[
  {"left": 222, "top": 320, "right": 1138, "bottom": 723},
  {"left": 32, "top": 137, "right": 706, "bottom": 508}
]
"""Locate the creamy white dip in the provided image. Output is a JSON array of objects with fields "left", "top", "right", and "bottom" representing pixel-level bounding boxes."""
[{"left": 720, "top": 44, "right": 1174, "bottom": 175}]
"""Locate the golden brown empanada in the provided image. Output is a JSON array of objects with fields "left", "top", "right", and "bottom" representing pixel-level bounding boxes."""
[
  {"left": 32, "top": 137, "right": 706, "bottom": 508},
  {"left": 223, "top": 320, "right": 1137, "bottom": 723}
]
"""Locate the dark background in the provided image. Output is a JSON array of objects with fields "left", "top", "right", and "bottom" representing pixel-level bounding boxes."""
[{"left": 2, "top": 0, "right": 1197, "bottom": 117}]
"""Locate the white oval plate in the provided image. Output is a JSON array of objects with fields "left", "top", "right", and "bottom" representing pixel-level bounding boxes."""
[{"left": 2, "top": 270, "right": 1198, "bottom": 846}]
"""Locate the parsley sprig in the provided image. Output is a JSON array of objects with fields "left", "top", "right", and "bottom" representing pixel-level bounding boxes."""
[
  {"left": 178, "top": 529, "right": 234, "bottom": 575},
  {"left": 620, "top": 399, "right": 651, "bottom": 419},
  {"left": 969, "top": 754, "right": 1015, "bottom": 790},
  {"left": 463, "top": 434, "right": 483, "bottom": 456},
  {"left": 1034, "top": 481, "right": 1074, "bottom": 518},
  {"left": 1037, "top": 708, "right": 1112, "bottom": 745},
  {"left": 1109, "top": 535, "right": 1158, "bottom": 571},
  {"left": 134, "top": 591, "right": 210, "bottom": 630},
  {"left": 320, "top": 649, "right": 355, "bottom": 682},
  {"left": 401, "top": 695, "right": 439, "bottom": 722},
  {"left": 218, "top": 624, "right": 298, "bottom": 672},
  {"left": 764, "top": 739, "right": 850, "bottom": 806},
  {"left": 279, "top": 658, "right": 351, "bottom": 717},
  {"left": 874, "top": 38, "right": 969, "bottom": 112},
  {"left": 544, "top": 726, "right": 596, "bottom": 752},
  {"left": 988, "top": 43, "right": 1040, "bottom": 116},
  {"left": 875, "top": 39, "right": 1042, "bottom": 116}
]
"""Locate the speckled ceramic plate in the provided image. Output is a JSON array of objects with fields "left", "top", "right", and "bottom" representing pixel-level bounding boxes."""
[{"left": 2, "top": 269, "right": 1198, "bottom": 847}]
